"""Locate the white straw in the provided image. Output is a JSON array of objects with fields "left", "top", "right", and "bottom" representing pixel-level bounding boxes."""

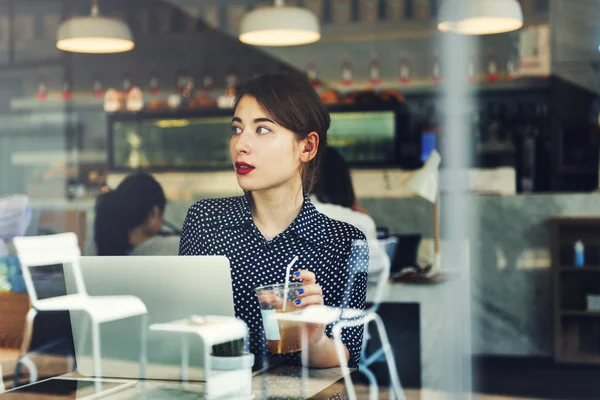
[{"left": 282, "top": 256, "right": 299, "bottom": 312}]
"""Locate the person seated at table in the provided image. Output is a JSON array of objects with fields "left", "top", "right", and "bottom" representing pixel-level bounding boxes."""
[
  {"left": 179, "top": 74, "right": 368, "bottom": 368},
  {"left": 94, "top": 172, "right": 179, "bottom": 256},
  {"left": 311, "top": 146, "right": 390, "bottom": 277}
]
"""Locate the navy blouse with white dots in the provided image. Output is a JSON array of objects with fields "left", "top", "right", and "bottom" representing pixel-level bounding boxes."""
[{"left": 178, "top": 192, "right": 369, "bottom": 368}]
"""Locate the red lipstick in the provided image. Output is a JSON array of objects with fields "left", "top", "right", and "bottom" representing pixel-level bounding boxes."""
[{"left": 235, "top": 161, "right": 255, "bottom": 175}]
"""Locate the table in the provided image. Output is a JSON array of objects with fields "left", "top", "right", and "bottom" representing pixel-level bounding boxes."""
[
  {"left": 59, "top": 365, "right": 352, "bottom": 399},
  {"left": 367, "top": 277, "right": 471, "bottom": 399}
]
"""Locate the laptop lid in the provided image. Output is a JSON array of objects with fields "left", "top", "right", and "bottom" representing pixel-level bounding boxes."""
[{"left": 66, "top": 256, "right": 235, "bottom": 382}]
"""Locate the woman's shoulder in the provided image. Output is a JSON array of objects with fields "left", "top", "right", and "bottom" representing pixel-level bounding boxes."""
[
  {"left": 310, "top": 199, "right": 375, "bottom": 240},
  {"left": 186, "top": 196, "right": 245, "bottom": 218},
  {"left": 316, "top": 211, "right": 367, "bottom": 244}
]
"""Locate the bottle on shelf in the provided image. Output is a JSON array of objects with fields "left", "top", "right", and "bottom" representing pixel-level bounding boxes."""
[
  {"left": 486, "top": 52, "right": 500, "bottom": 82},
  {"left": 202, "top": 68, "right": 214, "bottom": 92},
  {"left": 432, "top": 51, "right": 441, "bottom": 84},
  {"left": 368, "top": 51, "right": 381, "bottom": 86},
  {"left": 122, "top": 72, "right": 132, "bottom": 95},
  {"left": 306, "top": 60, "right": 318, "bottom": 88},
  {"left": 149, "top": 70, "right": 160, "bottom": 96},
  {"left": 574, "top": 240, "right": 585, "bottom": 267},
  {"left": 399, "top": 55, "right": 411, "bottom": 85},
  {"left": 62, "top": 74, "right": 73, "bottom": 100},
  {"left": 37, "top": 74, "right": 47, "bottom": 101},
  {"left": 176, "top": 69, "right": 187, "bottom": 95},
  {"left": 468, "top": 54, "right": 477, "bottom": 83},
  {"left": 93, "top": 73, "right": 104, "bottom": 98},
  {"left": 341, "top": 55, "right": 353, "bottom": 87}
]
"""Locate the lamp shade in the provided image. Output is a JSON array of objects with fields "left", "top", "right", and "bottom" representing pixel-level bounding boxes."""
[
  {"left": 56, "top": 15, "right": 134, "bottom": 53},
  {"left": 438, "top": 0, "right": 523, "bottom": 35},
  {"left": 404, "top": 151, "right": 441, "bottom": 203},
  {"left": 239, "top": 6, "right": 320, "bottom": 46}
]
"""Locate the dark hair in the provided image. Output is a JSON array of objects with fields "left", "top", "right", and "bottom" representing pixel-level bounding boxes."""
[
  {"left": 94, "top": 172, "right": 166, "bottom": 256},
  {"left": 234, "top": 74, "right": 330, "bottom": 193},
  {"left": 312, "top": 146, "right": 356, "bottom": 209}
]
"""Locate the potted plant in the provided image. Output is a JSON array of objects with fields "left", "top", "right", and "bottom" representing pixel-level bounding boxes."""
[
  {"left": 207, "top": 338, "right": 254, "bottom": 399},
  {"left": 210, "top": 339, "right": 254, "bottom": 371}
]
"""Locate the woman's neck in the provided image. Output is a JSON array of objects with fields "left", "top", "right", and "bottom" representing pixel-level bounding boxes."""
[{"left": 250, "top": 184, "right": 304, "bottom": 240}]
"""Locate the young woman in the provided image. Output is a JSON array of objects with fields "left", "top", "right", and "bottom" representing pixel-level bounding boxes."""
[
  {"left": 311, "top": 146, "right": 390, "bottom": 279},
  {"left": 94, "top": 172, "right": 179, "bottom": 256},
  {"left": 179, "top": 74, "right": 369, "bottom": 368}
]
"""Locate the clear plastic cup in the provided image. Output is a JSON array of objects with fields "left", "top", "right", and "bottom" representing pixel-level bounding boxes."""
[{"left": 254, "top": 282, "right": 304, "bottom": 355}]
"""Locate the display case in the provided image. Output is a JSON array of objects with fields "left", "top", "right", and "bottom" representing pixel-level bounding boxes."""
[
  {"left": 109, "top": 109, "right": 233, "bottom": 171},
  {"left": 107, "top": 104, "right": 410, "bottom": 172}
]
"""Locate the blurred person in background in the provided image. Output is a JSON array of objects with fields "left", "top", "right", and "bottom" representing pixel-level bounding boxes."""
[
  {"left": 94, "top": 172, "right": 179, "bottom": 256},
  {"left": 311, "top": 146, "right": 390, "bottom": 277}
]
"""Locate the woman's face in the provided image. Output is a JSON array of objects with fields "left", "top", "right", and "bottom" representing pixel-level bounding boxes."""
[{"left": 230, "top": 95, "right": 317, "bottom": 193}]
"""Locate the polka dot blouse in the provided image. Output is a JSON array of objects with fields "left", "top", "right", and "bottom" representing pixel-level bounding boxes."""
[{"left": 179, "top": 192, "right": 369, "bottom": 368}]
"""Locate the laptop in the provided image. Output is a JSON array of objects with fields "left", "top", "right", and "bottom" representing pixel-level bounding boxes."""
[{"left": 65, "top": 256, "right": 240, "bottom": 382}]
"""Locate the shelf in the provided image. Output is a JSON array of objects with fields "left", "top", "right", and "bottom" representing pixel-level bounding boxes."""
[
  {"left": 10, "top": 96, "right": 104, "bottom": 112},
  {"left": 320, "top": 77, "right": 550, "bottom": 96},
  {"left": 10, "top": 76, "right": 552, "bottom": 113},
  {"left": 557, "top": 352, "right": 600, "bottom": 365},
  {"left": 560, "top": 266, "right": 600, "bottom": 271},
  {"left": 561, "top": 310, "right": 600, "bottom": 317},
  {"left": 551, "top": 217, "right": 600, "bottom": 224}
]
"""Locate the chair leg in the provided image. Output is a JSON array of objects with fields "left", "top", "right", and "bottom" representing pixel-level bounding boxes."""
[
  {"left": 15, "top": 307, "right": 38, "bottom": 387},
  {"left": 140, "top": 313, "right": 148, "bottom": 380},
  {"left": 13, "top": 355, "right": 37, "bottom": 389},
  {"left": 334, "top": 313, "right": 407, "bottom": 400},
  {"left": 0, "top": 364, "right": 5, "bottom": 392},
  {"left": 372, "top": 313, "right": 405, "bottom": 400},
  {"left": 332, "top": 324, "right": 357, "bottom": 400},
  {"left": 358, "top": 364, "right": 380, "bottom": 400},
  {"left": 19, "top": 356, "right": 37, "bottom": 383},
  {"left": 180, "top": 333, "right": 189, "bottom": 383},
  {"left": 91, "top": 321, "right": 102, "bottom": 380},
  {"left": 67, "top": 356, "right": 75, "bottom": 373},
  {"left": 13, "top": 359, "right": 22, "bottom": 388},
  {"left": 364, "top": 348, "right": 386, "bottom": 367},
  {"left": 78, "top": 313, "right": 90, "bottom": 366}
]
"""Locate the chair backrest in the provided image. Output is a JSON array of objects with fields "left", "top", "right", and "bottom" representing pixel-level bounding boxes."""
[
  {"left": 0, "top": 195, "right": 31, "bottom": 240},
  {"left": 367, "top": 237, "right": 397, "bottom": 311},
  {"left": 380, "top": 236, "right": 399, "bottom": 264},
  {"left": 12, "top": 233, "right": 85, "bottom": 306}
]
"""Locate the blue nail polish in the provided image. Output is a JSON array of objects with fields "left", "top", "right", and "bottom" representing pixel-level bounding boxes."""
[
  {"left": 294, "top": 271, "right": 300, "bottom": 277},
  {"left": 295, "top": 299, "right": 301, "bottom": 305},
  {"left": 298, "top": 289, "right": 304, "bottom": 295}
]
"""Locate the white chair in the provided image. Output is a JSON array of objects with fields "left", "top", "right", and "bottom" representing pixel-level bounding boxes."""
[
  {"left": 351, "top": 236, "right": 404, "bottom": 399},
  {"left": 333, "top": 313, "right": 405, "bottom": 400},
  {"left": 279, "top": 304, "right": 406, "bottom": 400},
  {"left": 12, "top": 233, "right": 148, "bottom": 381},
  {"left": 367, "top": 237, "right": 396, "bottom": 313},
  {"left": 360, "top": 237, "right": 395, "bottom": 365}
]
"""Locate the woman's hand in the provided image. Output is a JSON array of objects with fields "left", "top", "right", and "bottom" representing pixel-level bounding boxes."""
[{"left": 292, "top": 269, "right": 326, "bottom": 346}]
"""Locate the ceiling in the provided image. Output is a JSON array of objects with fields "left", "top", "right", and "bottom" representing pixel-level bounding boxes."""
[{"left": 163, "top": 0, "right": 600, "bottom": 93}]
